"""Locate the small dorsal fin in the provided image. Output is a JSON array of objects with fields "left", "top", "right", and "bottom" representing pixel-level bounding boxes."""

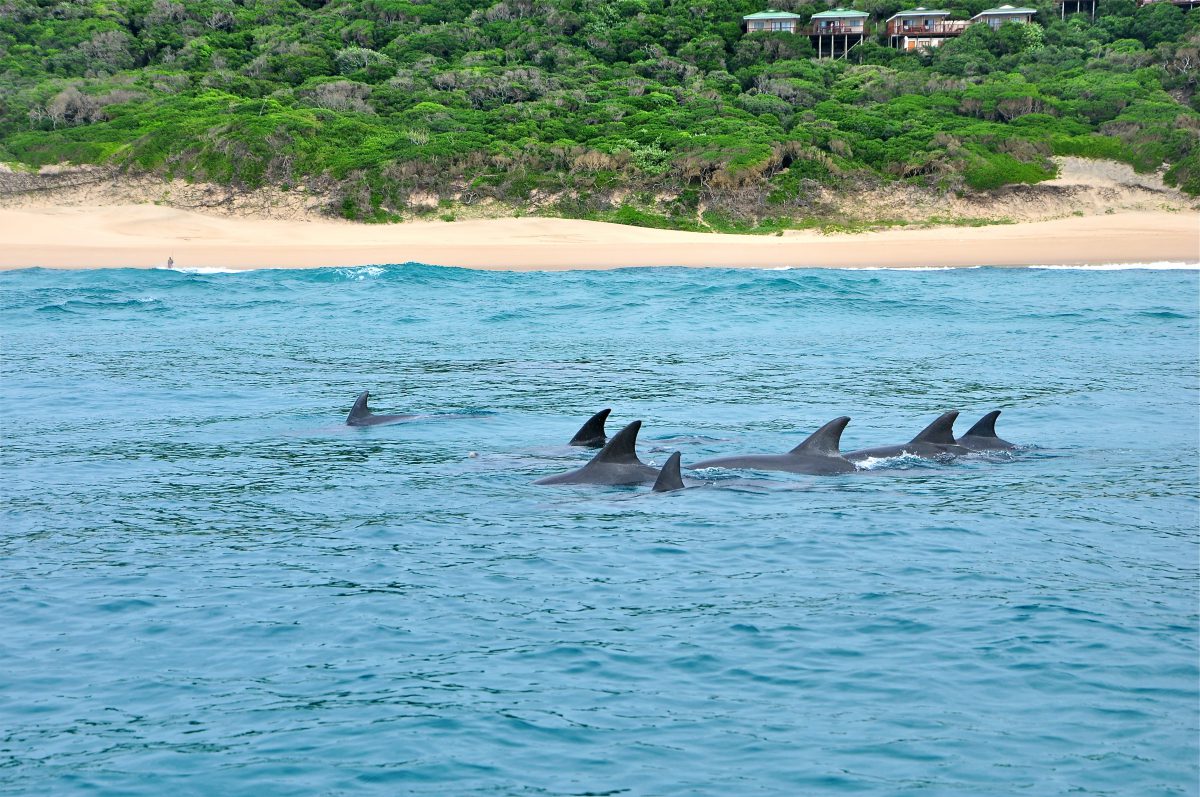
[
  {"left": 652, "top": 451, "right": 685, "bottom": 492},
  {"left": 347, "top": 391, "right": 372, "bottom": 424},
  {"left": 592, "top": 420, "right": 643, "bottom": 465},
  {"left": 964, "top": 410, "right": 1001, "bottom": 438},
  {"left": 909, "top": 410, "right": 959, "bottom": 445},
  {"left": 790, "top": 416, "right": 851, "bottom": 456},
  {"left": 569, "top": 408, "right": 611, "bottom": 447}
]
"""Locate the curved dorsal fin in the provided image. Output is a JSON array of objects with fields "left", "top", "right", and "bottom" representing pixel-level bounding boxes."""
[
  {"left": 652, "top": 451, "right": 685, "bottom": 492},
  {"left": 789, "top": 416, "right": 851, "bottom": 456},
  {"left": 964, "top": 410, "right": 1001, "bottom": 438},
  {"left": 347, "top": 391, "right": 372, "bottom": 424},
  {"left": 593, "top": 420, "right": 643, "bottom": 465},
  {"left": 569, "top": 408, "right": 611, "bottom": 446},
  {"left": 910, "top": 410, "right": 959, "bottom": 445}
]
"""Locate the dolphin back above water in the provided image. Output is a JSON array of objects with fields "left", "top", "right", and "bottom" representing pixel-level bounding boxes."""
[
  {"left": 569, "top": 408, "right": 611, "bottom": 448},
  {"left": 535, "top": 420, "right": 663, "bottom": 485},
  {"left": 688, "top": 416, "right": 858, "bottom": 475},
  {"left": 844, "top": 410, "right": 969, "bottom": 463},
  {"left": 652, "top": 451, "right": 686, "bottom": 492},
  {"left": 956, "top": 410, "right": 1016, "bottom": 451},
  {"left": 345, "top": 391, "right": 417, "bottom": 426}
]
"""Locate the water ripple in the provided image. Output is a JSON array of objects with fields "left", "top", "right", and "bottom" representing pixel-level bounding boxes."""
[{"left": 1, "top": 265, "right": 1196, "bottom": 796}]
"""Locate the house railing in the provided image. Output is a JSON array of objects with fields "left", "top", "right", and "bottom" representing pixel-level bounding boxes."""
[
  {"left": 885, "top": 19, "right": 969, "bottom": 36},
  {"left": 807, "top": 23, "right": 866, "bottom": 34}
]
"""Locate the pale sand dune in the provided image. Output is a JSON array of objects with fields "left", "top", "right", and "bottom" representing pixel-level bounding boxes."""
[{"left": 0, "top": 205, "right": 1196, "bottom": 270}]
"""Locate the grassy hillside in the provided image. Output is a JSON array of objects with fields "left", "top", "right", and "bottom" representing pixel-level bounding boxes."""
[{"left": 1, "top": 0, "right": 1197, "bottom": 226}]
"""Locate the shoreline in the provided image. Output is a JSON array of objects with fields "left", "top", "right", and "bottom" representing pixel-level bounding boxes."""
[{"left": 0, "top": 205, "right": 1196, "bottom": 271}]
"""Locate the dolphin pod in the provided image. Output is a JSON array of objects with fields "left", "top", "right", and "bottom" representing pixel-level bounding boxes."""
[
  {"left": 337, "top": 393, "right": 1018, "bottom": 488},
  {"left": 538, "top": 409, "right": 1019, "bottom": 486}
]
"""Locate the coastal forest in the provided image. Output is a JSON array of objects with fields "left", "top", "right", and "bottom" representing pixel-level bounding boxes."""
[{"left": 0, "top": 0, "right": 1197, "bottom": 228}]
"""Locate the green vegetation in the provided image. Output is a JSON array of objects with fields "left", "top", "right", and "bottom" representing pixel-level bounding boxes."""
[{"left": 0, "top": 0, "right": 1197, "bottom": 226}]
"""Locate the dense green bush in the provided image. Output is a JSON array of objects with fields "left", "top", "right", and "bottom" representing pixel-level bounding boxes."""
[{"left": 1, "top": 0, "right": 1196, "bottom": 221}]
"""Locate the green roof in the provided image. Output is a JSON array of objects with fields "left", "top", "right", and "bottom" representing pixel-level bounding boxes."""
[
  {"left": 810, "top": 7, "right": 870, "bottom": 18},
  {"left": 889, "top": 7, "right": 952, "bottom": 17},
  {"left": 974, "top": 4, "right": 1036, "bottom": 13},
  {"left": 743, "top": 9, "right": 804, "bottom": 19}
]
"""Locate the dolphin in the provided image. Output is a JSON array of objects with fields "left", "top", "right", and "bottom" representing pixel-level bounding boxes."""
[
  {"left": 535, "top": 420, "right": 663, "bottom": 485},
  {"left": 956, "top": 410, "right": 1016, "bottom": 451},
  {"left": 569, "top": 408, "right": 611, "bottom": 448},
  {"left": 345, "top": 391, "right": 417, "bottom": 426},
  {"left": 844, "top": 411, "right": 969, "bottom": 463},
  {"left": 688, "top": 416, "right": 857, "bottom": 475},
  {"left": 652, "top": 452, "right": 686, "bottom": 492}
]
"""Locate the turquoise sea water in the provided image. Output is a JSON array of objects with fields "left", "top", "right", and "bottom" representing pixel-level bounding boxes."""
[{"left": 2, "top": 263, "right": 1198, "bottom": 796}]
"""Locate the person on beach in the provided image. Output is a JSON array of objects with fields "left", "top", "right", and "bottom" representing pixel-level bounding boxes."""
[{"left": 167, "top": 256, "right": 174, "bottom": 269}]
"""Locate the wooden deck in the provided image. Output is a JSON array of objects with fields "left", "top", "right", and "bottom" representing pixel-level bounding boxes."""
[
  {"left": 807, "top": 22, "right": 866, "bottom": 34},
  {"left": 885, "top": 19, "right": 969, "bottom": 36}
]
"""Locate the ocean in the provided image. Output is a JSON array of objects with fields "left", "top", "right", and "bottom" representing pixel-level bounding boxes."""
[{"left": 2, "top": 263, "right": 1197, "bottom": 795}]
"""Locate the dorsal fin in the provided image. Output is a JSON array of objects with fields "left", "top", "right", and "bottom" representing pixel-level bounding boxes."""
[
  {"left": 964, "top": 410, "right": 1000, "bottom": 438},
  {"left": 592, "top": 420, "right": 643, "bottom": 465},
  {"left": 789, "top": 416, "right": 851, "bottom": 456},
  {"left": 909, "top": 411, "right": 959, "bottom": 445},
  {"left": 569, "top": 408, "right": 611, "bottom": 447},
  {"left": 652, "top": 451, "right": 685, "bottom": 492},
  {"left": 347, "top": 391, "right": 372, "bottom": 424}
]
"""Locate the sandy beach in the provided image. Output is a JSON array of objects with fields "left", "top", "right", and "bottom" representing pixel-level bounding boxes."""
[{"left": 0, "top": 205, "right": 1195, "bottom": 270}]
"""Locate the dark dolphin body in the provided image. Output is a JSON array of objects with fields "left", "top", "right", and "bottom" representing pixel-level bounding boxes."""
[
  {"left": 345, "top": 391, "right": 418, "bottom": 426},
  {"left": 956, "top": 410, "right": 1016, "bottom": 451},
  {"left": 652, "top": 452, "right": 686, "bottom": 492},
  {"left": 535, "top": 421, "right": 663, "bottom": 485},
  {"left": 844, "top": 410, "right": 969, "bottom": 463},
  {"left": 569, "top": 408, "right": 611, "bottom": 448},
  {"left": 688, "top": 416, "right": 858, "bottom": 475}
]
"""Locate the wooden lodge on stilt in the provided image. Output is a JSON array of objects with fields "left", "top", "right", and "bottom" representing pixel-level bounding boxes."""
[
  {"left": 808, "top": 8, "right": 869, "bottom": 59},
  {"left": 740, "top": 1, "right": 1132, "bottom": 58},
  {"left": 1059, "top": 0, "right": 1097, "bottom": 20},
  {"left": 885, "top": 8, "right": 968, "bottom": 51}
]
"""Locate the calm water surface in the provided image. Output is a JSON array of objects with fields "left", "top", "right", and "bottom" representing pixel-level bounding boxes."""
[{"left": 2, "top": 264, "right": 1197, "bottom": 796}]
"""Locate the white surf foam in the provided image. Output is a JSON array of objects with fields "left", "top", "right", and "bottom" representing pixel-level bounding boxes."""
[
  {"left": 155, "top": 266, "right": 247, "bottom": 274},
  {"left": 334, "top": 266, "right": 386, "bottom": 279},
  {"left": 853, "top": 454, "right": 932, "bottom": 470},
  {"left": 855, "top": 266, "right": 984, "bottom": 271},
  {"left": 1030, "top": 262, "right": 1199, "bottom": 271}
]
